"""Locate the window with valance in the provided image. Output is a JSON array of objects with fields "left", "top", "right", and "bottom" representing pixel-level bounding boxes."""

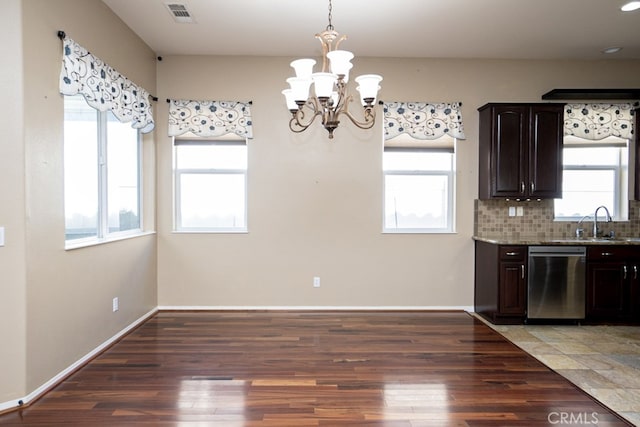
[
  {"left": 382, "top": 101, "right": 465, "bottom": 233},
  {"left": 168, "top": 100, "right": 253, "bottom": 139},
  {"left": 556, "top": 103, "right": 636, "bottom": 222},
  {"left": 59, "top": 37, "right": 155, "bottom": 133},
  {"left": 168, "top": 100, "right": 252, "bottom": 233}
]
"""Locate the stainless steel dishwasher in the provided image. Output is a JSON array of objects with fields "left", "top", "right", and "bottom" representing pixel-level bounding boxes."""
[{"left": 527, "top": 246, "right": 586, "bottom": 320}]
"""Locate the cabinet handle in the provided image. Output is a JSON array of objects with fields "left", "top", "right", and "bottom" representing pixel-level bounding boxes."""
[
  {"left": 521, "top": 264, "right": 525, "bottom": 279},
  {"left": 531, "top": 181, "right": 535, "bottom": 192},
  {"left": 520, "top": 181, "right": 525, "bottom": 194},
  {"left": 505, "top": 252, "right": 520, "bottom": 256},
  {"left": 601, "top": 252, "right": 614, "bottom": 256},
  {"left": 624, "top": 265, "right": 628, "bottom": 280},
  {"left": 634, "top": 265, "right": 638, "bottom": 280}
]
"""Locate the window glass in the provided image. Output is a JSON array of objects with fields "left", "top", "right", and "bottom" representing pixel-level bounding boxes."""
[
  {"left": 107, "top": 112, "right": 140, "bottom": 233},
  {"left": 64, "top": 96, "right": 99, "bottom": 240},
  {"left": 174, "top": 141, "right": 248, "bottom": 232},
  {"left": 383, "top": 147, "right": 455, "bottom": 233}
]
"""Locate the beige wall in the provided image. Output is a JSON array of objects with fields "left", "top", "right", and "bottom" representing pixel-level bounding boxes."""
[
  {"left": 13, "top": 0, "right": 158, "bottom": 399},
  {"left": 156, "top": 55, "right": 640, "bottom": 307},
  {"left": 0, "top": 0, "right": 27, "bottom": 403}
]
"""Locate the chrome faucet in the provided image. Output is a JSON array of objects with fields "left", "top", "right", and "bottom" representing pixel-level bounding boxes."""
[{"left": 593, "top": 205, "right": 612, "bottom": 238}]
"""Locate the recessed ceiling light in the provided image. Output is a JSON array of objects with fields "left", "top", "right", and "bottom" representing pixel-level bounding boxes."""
[
  {"left": 621, "top": 1, "right": 640, "bottom": 11},
  {"left": 602, "top": 46, "right": 622, "bottom": 54}
]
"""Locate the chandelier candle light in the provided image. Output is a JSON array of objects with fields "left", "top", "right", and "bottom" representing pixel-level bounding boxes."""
[{"left": 282, "top": 0, "right": 382, "bottom": 139}]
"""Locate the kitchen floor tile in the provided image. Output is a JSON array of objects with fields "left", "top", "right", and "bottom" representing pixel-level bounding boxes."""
[{"left": 474, "top": 314, "right": 640, "bottom": 426}]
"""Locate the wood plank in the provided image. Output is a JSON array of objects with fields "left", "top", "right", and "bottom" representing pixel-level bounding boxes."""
[{"left": 0, "top": 311, "right": 631, "bottom": 426}]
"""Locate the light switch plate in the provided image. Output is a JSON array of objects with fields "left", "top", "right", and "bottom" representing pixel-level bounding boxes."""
[{"left": 0, "top": 227, "right": 5, "bottom": 247}]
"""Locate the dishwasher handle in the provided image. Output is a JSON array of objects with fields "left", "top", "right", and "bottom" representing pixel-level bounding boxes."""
[{"left": 528, "top": 246, "right": 586, "bottom": 257}]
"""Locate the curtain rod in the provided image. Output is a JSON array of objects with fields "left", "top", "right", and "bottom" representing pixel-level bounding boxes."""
[{"left": 166, "top": 99, "right": 253, "bottom": 104}]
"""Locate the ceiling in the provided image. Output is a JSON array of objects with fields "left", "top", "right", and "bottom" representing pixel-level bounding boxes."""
[{"left": 101, "top": 0, "right": 640, "bottom": 60}]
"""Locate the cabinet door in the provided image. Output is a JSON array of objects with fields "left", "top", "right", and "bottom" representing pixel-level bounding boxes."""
[
  {"left": 628, "top": 256, "right": 640, "bottom": 322},
  {"left": 528, "top": 105, "right": 563, "bottom": 199},
  {"left": 499, "top": 261, "right": 526, "bottom": 315},
  {"left": 586, "top": 261, "right": 628, "bottom": 320},
  {"left": 492, "top": 106, "right": 527, "bottom": 198},
  {"left": 635, "top": 107, "right": 640, "bottom": 200}
]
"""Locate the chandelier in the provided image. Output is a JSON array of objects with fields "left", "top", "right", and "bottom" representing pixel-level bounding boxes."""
[{"left": 282, "top": 0, "right": 382, "bottom": 139}]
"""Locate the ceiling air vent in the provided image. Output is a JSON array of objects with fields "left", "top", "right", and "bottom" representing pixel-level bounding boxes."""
[{"left": 165, "top": 3, "right": 195, "bottom": 23}]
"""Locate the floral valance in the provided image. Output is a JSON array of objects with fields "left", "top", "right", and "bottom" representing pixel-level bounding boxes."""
[
  {"left": 383, "top": 102, "right": 466, "bottom": 141},
  {"left": 564, "top": 103, "right": 634, "bottom": 141},
  {"left": 168, "top": 100, "right": 253, "bottom": 139},
  {"left": 59, "top": 37, "right": 155, "bottom": 134}
]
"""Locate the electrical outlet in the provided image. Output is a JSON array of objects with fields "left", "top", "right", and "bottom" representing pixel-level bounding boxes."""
[
  {"left": 516, "top": 206, "right": 524, "bottom": 217},
  {"left": 112, "top": 297, "right": 119, "bottom": 312},
  {"left": 313, "top": 277, "right": 321, "bottom": 288},
  {"left": 508, "top": 207, "right": 516, "bottom": 217},
  {"left": 0, "top": 226, "right": 5, "bottom": 247}
]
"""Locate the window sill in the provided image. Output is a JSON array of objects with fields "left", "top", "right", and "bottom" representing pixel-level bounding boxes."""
[
  {"left": 65, "top": 231, "right": 156, "bottom": 251},
  {"left": 383, "top": 229, "right": 457, "bottom": 234},
  {"left": 172, "top": 229, "right": 249, "bottom": 234}
]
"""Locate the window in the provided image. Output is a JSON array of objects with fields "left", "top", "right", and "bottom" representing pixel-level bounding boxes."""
[
  {"left": 174, "top": 140, "right": 247, "bottom": 232},
  {"left": 554, "top": 135, "right": 629, "bottom": 221},
  {"left": 64, "top": 95, "right": 142, "bottom": 245},
  {"left": 383, "top": 143, "right": 456, "bottom": 233}
]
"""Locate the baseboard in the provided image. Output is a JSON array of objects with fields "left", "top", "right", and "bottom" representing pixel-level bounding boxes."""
[
  {"left": 158, "top": 305, "right": 475, "bottom": 312},
  {"left": 0, "top": 307, "right": 158, "bottom": 413}
]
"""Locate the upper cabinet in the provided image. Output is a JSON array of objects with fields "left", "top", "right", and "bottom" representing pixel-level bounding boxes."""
[{"left": 478, "top": 103, "right": 564, "bottom": 200}]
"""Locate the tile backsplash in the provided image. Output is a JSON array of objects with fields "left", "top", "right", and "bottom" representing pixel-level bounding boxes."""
[{"left": 474, "top": 199, "right": 640, "bottom": 239}]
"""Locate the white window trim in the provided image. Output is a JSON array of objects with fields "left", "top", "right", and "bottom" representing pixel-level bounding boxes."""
[
  {"left": 554, "top": 142, "right": 629, "bottom": 222},
  {"left": 173, "top": 140, "right": 248, "bottom": 233},
  {"left": 382, "top": 147, "right": 456, "bottom": 234},
  {"left": 64, "top": 104, "right": 144, "bottom": 249}
]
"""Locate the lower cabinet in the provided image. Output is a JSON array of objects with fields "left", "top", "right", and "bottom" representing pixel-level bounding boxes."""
[
  {"left": 586, "top": 246, "right": 640, "bottom": 323},
  {"left": 475, "top": 241, "right": 527, "bottom": 324},
  {"left": 475, "top": 241, "right": 640, "bottom": 325}
]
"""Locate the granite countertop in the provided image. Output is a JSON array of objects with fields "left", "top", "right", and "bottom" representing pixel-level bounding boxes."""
[{"left": 473, "top": 236, "right": 640, "bottom": 245}]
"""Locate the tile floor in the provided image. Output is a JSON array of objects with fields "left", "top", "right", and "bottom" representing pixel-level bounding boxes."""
[{"left": 481, "top": 318, "right": 640, "bottom": 426}]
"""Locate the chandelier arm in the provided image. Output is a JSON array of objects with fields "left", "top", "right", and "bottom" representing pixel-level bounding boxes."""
[
  {"left": 289, "top": 99, "right": 323, "bottom": 132},
  {"left": 338, "top": 103, "right": 377, "bottom": 130}
]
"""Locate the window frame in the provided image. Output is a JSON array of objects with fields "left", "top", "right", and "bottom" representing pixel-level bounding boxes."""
[
  {"left": 554, "top": 140, "right": 629, "bottom": 222},
  {"left": 173, "top": 139, "right": 248, "bottom": 233},
  {"left": 382, "top": 145, "right": 456, "bottom": 234},
  {"left": 63, "top": 95, "right": 143, "bottom": 249}
]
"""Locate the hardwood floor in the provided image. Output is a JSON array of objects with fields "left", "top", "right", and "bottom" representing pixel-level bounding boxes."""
[{"left": 0, "top": 311, "right": 632, "bottom": 426}]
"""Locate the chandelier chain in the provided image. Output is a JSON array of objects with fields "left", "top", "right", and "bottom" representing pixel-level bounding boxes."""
[{"left": 327, "top": 0, "right": 334, "bottom": 31}]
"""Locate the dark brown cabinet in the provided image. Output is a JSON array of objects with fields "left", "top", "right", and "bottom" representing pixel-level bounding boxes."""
[
  {"left": 586, "top": 246, "right": 640, "bottom": 322},
  {"left": 475, "top": 241, "right": 527, "bottom": 324},
  {"left": 478, "top": 103, "right": 564, "bottom": 200},
  {"left": 635, "top": 107, "right": 640, "bottom": 200}
]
